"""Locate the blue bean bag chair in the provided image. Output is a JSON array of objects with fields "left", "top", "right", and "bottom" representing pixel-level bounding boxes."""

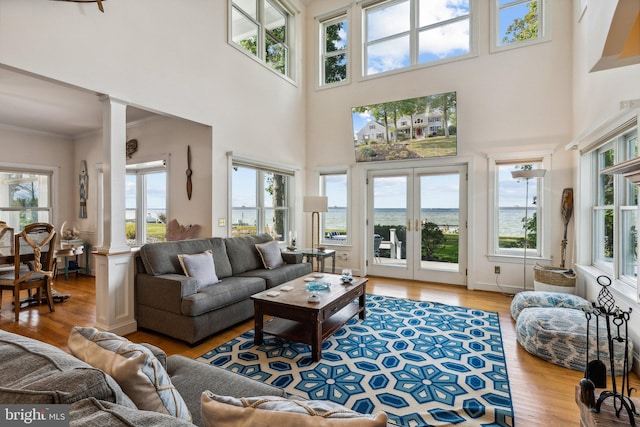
[{"left": 510, "top": 291, "right": 592, "bottom": 320}]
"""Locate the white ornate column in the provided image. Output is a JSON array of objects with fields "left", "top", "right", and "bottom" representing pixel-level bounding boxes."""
[{"left": 94, "top": 96, "right": 137, "bottom": 336}]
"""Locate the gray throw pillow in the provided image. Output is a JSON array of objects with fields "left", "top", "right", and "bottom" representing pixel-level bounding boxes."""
[
  {"left": 177, "top": 250, "right": 220, "bottom": 288},
  {"left": 255, "top": 240, "right": 284, "bottom": 269}
]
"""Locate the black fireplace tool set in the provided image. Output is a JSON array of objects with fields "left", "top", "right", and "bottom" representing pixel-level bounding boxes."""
[{"left": 581, "top": 275, "right": 637, "bottom": 425}]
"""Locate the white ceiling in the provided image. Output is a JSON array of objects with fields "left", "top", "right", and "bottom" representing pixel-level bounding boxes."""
[{"left": 0, "top": 66, "right": 156, "bottom": 139}]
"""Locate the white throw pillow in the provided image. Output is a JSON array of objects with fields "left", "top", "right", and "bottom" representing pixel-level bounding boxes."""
[
  {"left": 68, "top": 327, "right": 191, "bottom": 422},
  {"left": 255, "top": 240, "right": 285, "bottom": 269},
  {"left": 201, "top": 392, "right": 387, "bottom": 427},
  {"left": 177, "top": 250, "right": 220, "bottom": 288}
]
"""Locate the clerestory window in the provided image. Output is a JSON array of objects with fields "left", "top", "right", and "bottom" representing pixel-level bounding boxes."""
[
  {"left": 490, "top": 0, "right": 549, "bottom": 52},
  {"left": 362, "top": 0, "right": 474, "bottom": 77},
  {"left": 230, "top": 0, "right": 294, "bottom": 79},
  {"left": 318, "top": 11, "right": 349, "bottom": 87}
]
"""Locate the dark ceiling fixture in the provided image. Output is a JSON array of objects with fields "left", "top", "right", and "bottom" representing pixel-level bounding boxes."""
[{"left": 52, "top": 0, "right": 106, "bottom": 13}]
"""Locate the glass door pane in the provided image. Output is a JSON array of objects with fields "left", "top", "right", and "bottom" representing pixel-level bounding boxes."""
[{"left": 370, "top": 175, "right": 409, "bottom": 273}]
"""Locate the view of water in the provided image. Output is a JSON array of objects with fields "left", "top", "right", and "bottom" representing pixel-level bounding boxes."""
[{"left": 233, "top": 207, "right": 532, "bottom": 237}]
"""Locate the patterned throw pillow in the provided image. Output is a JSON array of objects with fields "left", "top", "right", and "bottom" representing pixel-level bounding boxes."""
[
  {"left": 255, "top": 240, "right": 284, "bottom": 269},
  {"left": 201, "top": 392, "right": 387, "bottom": 427},
  {"left": 177, "top": 250, "right": 220, "bottom": 288},
  {"left": 68, "top": 327, "right": 191, "bottom": 422}
]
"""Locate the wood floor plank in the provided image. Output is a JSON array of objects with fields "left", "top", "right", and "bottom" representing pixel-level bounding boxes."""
[{"left": 1, "top": 274, "right": 637, "bottom": 426}]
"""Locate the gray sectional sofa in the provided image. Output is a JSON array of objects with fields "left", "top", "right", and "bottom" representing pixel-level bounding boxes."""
[
  {"left": 0, "top": 329, "right": 289, "bottom": 427},
  {"left": 135, "top": 233, "right": 312, "bottom": 344}
]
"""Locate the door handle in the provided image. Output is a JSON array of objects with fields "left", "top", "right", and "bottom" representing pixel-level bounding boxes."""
[
  {"left": 416, "top": 219, "right": 419, "bottom": 231},
  {"left": 407, "top": 219, "right": 411, "bottom": 232}
]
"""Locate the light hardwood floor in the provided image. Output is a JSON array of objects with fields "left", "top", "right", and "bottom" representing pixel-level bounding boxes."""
[{"left": 1, "top": 274, "right": 638, "bottom": 426}]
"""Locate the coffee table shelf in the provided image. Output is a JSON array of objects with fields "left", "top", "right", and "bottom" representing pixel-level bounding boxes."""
[{"left": 263, "top": 302, "right": 361, "bottom": 345}]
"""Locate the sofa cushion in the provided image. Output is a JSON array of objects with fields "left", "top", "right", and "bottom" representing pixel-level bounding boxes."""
[
  {"left": 200, "top": 392, "right": 388, "bottom": 427},
  {"left": 239, "top": 262, "right": 312, "bottom": 289},
  {"left": 224, "top": 233, "right": 273, "bottom": 275},
  {"left": 68, "top": 327, "right": 191, "bottom": 421},
  {"left": 178, "top": 250, "right": 221, "bottom": 288},
  {"left": 0, "top": 330, "right": 133, "bottom": 406},
  {"left": 167, "top": 355, "right": 288, "bottom": 427},
  {"left": 256, "top": 240, "right": 285, "bottom": 269},
  {"left": 181, "top": 276, "right": 266, "bottom": 317},
  {"left": 70, "top": 398, "right": 195, "bottom": 427},
  {"left": 139, "top": 238, "right": 232, "bottom": 279}
]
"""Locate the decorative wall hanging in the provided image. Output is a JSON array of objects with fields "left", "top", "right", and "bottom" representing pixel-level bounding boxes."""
[
  {"left": 186, "top": 145, "right": 193, "bottom": 200},
  {"left": 126, "top": 139, "right": 138, "bottom": 159},
  {"left": 165, "top": 219, "right": 200, "bottom": 241},
  {"left": 51, "top": 0, "right": 105, "bottom": 13},
  {"left": 79, "top": 160, "right": 88, "bottom": 218}
]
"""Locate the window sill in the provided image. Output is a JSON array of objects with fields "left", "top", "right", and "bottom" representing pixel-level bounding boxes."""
[
  {"left": 574, "top": 264, "right": 638, "bottom": 304},
  {"left": 487, "top": 253, "right": 551, "bottom": 265}
]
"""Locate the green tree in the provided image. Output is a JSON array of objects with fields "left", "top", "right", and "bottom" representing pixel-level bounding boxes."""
[
  {"left": 426, "top": 93, "right": 457, "bottom": 138},
  {"left": 265, "top": 173, "right": 286, "bottom": 241},
  {"left": 502, "top": 1, "right": 539, "bottom": 44},
  {"left": 324, "top": 20, "right": 347, "bottom": 84},
  {"left": 421, "top": 220, "right": 445, "bottom": 260}
]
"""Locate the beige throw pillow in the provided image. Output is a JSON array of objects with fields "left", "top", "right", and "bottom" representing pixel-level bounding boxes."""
[
  {"left": 255, "top": 240, "right": 285, "bottom": 269},
  {"left": 68, "top": 327, "right": 191, "bottom": 422},
  {"left": 201, "top": 392, "right": 387, "bottom": 427}
]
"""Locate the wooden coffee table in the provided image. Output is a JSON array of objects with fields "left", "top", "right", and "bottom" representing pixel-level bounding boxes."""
[{"left": 252, "top": 273, "right": 367, "bottom": 362}]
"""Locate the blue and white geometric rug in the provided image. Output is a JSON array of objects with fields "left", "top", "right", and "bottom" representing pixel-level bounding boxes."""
[{"left": 197, "top": 294, "right": 514, "bottom": 426}]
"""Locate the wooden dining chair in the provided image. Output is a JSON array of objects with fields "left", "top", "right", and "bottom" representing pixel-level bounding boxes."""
[{"left": 0, "top": 222, "right": 57, "bottom": 321}]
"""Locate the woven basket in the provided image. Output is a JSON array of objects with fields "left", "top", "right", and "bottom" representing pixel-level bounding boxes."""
[{"left": 534, "top": 264, "right": 576, "bottom": 293}]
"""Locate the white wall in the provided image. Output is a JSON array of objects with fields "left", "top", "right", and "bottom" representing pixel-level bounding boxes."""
[
  {"left": 0, "top": 0, "right": 309, "bottom": 238},
  {"left": 0, "top": 126, "right": 75, "bottom": 230},
  {"left": 304, "top": 0, "right": 575, "bottom": 289},
  {"left": 571, "top": 0, "right": 640, "bottom": 372}
]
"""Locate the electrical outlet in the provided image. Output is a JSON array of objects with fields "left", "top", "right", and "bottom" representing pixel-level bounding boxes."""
[{"left": 494, "top": 266, "right": 501, "bottom": 274}]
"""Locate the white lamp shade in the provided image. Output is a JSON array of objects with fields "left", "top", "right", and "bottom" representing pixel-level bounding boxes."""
[
  {"left": 511, "top": 169, "right": 546, "bottom": 179},
  {"left": 303, "top": 196, "right": 328, "bottom": 212}
]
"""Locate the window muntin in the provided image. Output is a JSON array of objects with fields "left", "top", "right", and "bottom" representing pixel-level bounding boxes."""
[
  {"left": 496, "top": 162, "right": 544, "bottom": 255},
  {"left": 492, "top": 0, "right": 547, "bottom": 51},
  {"left": 125, "top": 161, "right": 167, "bottom": 246},
  {"left": 230, "top": 0, "right": 292, "bottom": 78},
  {"left": 320, "top": 13, "right": 348, "bottom": 86},
  {"left": 231, "top": 164, "right": 292, "bottom": 241},
  {"left": 363, "top": 0, "right": 471, "bottom": 77},
  {"left": 592, "top": 130, "right": 639, "bottom": 284},
  {"left": 320, "top": 172, "right": 348, "bottom": 245},
  {"left": 0, "top": 169, "right": 52, "bottom": 231}
]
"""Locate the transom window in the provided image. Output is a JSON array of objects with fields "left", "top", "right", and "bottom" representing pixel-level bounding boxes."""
[
  {"left": 363, "top": 0, "right": 473, "bottom": 77},
  {"left": 230, "top": 0, "right": 293, "bottom": 78},
  {"left": 0, "top": 168, "right": 52, "bottom": 232}
]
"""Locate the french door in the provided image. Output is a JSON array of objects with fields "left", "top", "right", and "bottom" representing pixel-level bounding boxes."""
[{"left": 366, "top": 165, "right": 467, "bottom": 285}]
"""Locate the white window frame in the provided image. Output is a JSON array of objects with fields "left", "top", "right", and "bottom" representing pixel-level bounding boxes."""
[
  {"left": 486, "top": 151, "right": 552, "bottom": 264},
  {"left": 490, "top": 0, "right": 551, "bottom": 53},
  {"left": 228, "top": 0, "right": 297, "bottom": 82},
  {"left": 228, "top": 153, "right": 297, "bottom": 242},
  {"left": 361, "top": 0, "right": 477, "bottom": 79},
  {"left": 589, "top": 129, "right": 639, "bottom": 288},
  {"left": 317, "top": 8, "right": 350, "bottom": 89},
  {"left": 125, "top": 158, "right": 168, "bottom": 246},
  {"left": 0, "top": 163, "right": 57, "bottom": 232},
  {"left": 318, "top": 168, "right": 351, "bottom": 247}
]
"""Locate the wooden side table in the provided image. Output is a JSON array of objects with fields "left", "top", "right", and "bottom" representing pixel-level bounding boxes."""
[{"left": 575, "top": 386, "right": 638, "bottom": 426}]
